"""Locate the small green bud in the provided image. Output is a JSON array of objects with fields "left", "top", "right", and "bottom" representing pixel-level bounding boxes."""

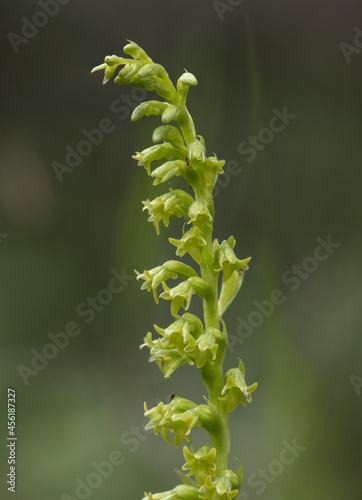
[
  {"left": 116, "top": 59, "right": 144, "bottom": 81},
  {"left": 131, "top": 101, "right": 169, "bottom": 121},
  {"left": 123, "top": 40, "right": 153, "bottom": 63},
  {"left": 179, "top": 72, "right": 198, "bottom": 87},
  {"left": 151, "top": 160, "right": 186, "bottom": 185},
  {"left": 188, "top": 139, "right": 206, "bottom": 163},
  {"left": 104, "top": 54, "right": 126, "bottom": 66},
  {"left": 218, "top": 270, "right": 245, "bottom": 317},
  {"left": 162, "top": 105, "right": 181, "bottom": 123},
  {"left": 177, "top": 71, "right": 198, "bottom": 104},
  {"left": 129, "top": 76, "right": 157, "bottom": 91},
  {"left": 137, "top": 63, "right": 158, "bottom": 78},
  {"left": 152, "top": 125, "right": 185, "bottom": 147}
]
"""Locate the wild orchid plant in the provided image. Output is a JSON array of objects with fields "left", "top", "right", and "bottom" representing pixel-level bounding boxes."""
[{"left": 92, "top": 41, "right": 257, "bottom": 500}]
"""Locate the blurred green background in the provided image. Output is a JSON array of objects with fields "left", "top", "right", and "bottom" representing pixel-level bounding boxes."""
[{"left": 1, "top": 1, "right": 361, "bottom": 499}]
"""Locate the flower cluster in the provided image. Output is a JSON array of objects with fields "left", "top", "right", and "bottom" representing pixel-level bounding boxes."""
[
  {"left": 199, "top": 468, "right": 242, "bottom": 500},
  {"left": 144, "top": 397, "right": 214, "bottom": 447},
  {"left": 140, "top": 313, "right": 221, "bottom": 377},
  {"left": 93, "top": 40, "right": 257, "bottom": 500}
]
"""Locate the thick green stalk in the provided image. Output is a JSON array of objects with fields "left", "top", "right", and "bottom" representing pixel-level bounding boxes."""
[
  {"left": 199, "top": 221, "right": 230, "bottom": 474},
  {"left": 180, "top": 105, "right": 230, "bottom": 474}
]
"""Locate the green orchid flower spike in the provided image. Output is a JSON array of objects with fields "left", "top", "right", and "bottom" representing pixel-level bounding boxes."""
[{"left": 92, "top": 40, "right": 257, "bottom": 499}]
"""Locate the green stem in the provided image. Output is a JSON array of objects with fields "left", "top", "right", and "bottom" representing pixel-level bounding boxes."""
[
  {"left": 199, "top": 222, "right": 230, "bottom": 474},
  {"left": 179, "top": 101, "right": 230, "bottom": 474}
]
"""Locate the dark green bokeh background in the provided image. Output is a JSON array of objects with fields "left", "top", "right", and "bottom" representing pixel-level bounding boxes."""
[{"left": 1, "top": 1, "right": 361, "bottom": 499}]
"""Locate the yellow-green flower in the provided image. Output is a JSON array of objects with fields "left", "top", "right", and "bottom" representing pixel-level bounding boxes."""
[
  {"left": 182, "top": 445, "right": 216, "bottom": 486},
  {"left": 199, "top": 469, "right": 240, "bottom": 500},
  {"left": 219, "top": 359, "right": 258, "bottom": 412},
  {"left": 142, "top": 189, "right": 194, "bottom": 234},
  {"left": 213, "top": 236, "right": 251, "bottom": 282}
]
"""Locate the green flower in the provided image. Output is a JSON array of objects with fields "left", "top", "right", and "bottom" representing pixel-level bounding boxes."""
[
  {"left": 188, "top": 138, "right": 206, "bottom": 164},
  {"left": 144, "top": 397, "right": 212, "bottom": 447},
  {"left": 160, "top": 277, "right": 206, "bottom": 316},
  {"left": 133, "top": 143, "right": 183, "bottom": 176},
  {"left": 154, "top": 313, "right": 204, "bottom": 355},
  {"left": 169, "top": 226, "right": 207, "bottom": 264},
  {"left": 142, "top": 484, "right": 200, "bottom": 500},
  {"left": 182, "top": 445, "right": 216, "bottom": 486},
  {"left": 151, "top": 160, "right": 187, "bottom": 185},
  {"left": 185, "top": 328, "right": 220, "bottom": 368},
  {"left": 188, "top": 199, "right": 213, "bottom": 226},
  {"left": 144, "top": 401, "right": 172, "bottom": 444},
  {"left": 219, "top": 359, "right": 258, "bottom": 412},
  {"left": 150, "top": 346, "right": 193, "bottom": 378},
  {"left": 135, "top": 261, "right": 197, "bottom": 303},
  {"left": 140, "top": 314, "right": 206, "bottom": 377},
  {"left": 202, "top": 155, "right": 225, "bottom": 189},
  {"left": 213, "top": 236, "right": 251, "bottom": 282},
  {"left": 142, "top": 189, "right": 194, "bottom": 234},
  {"left": 199, "top": 469, "right": 240, "bottom": 500},
  {"left": 170, "top": 405, "right": 212, "bottom": 447}
]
